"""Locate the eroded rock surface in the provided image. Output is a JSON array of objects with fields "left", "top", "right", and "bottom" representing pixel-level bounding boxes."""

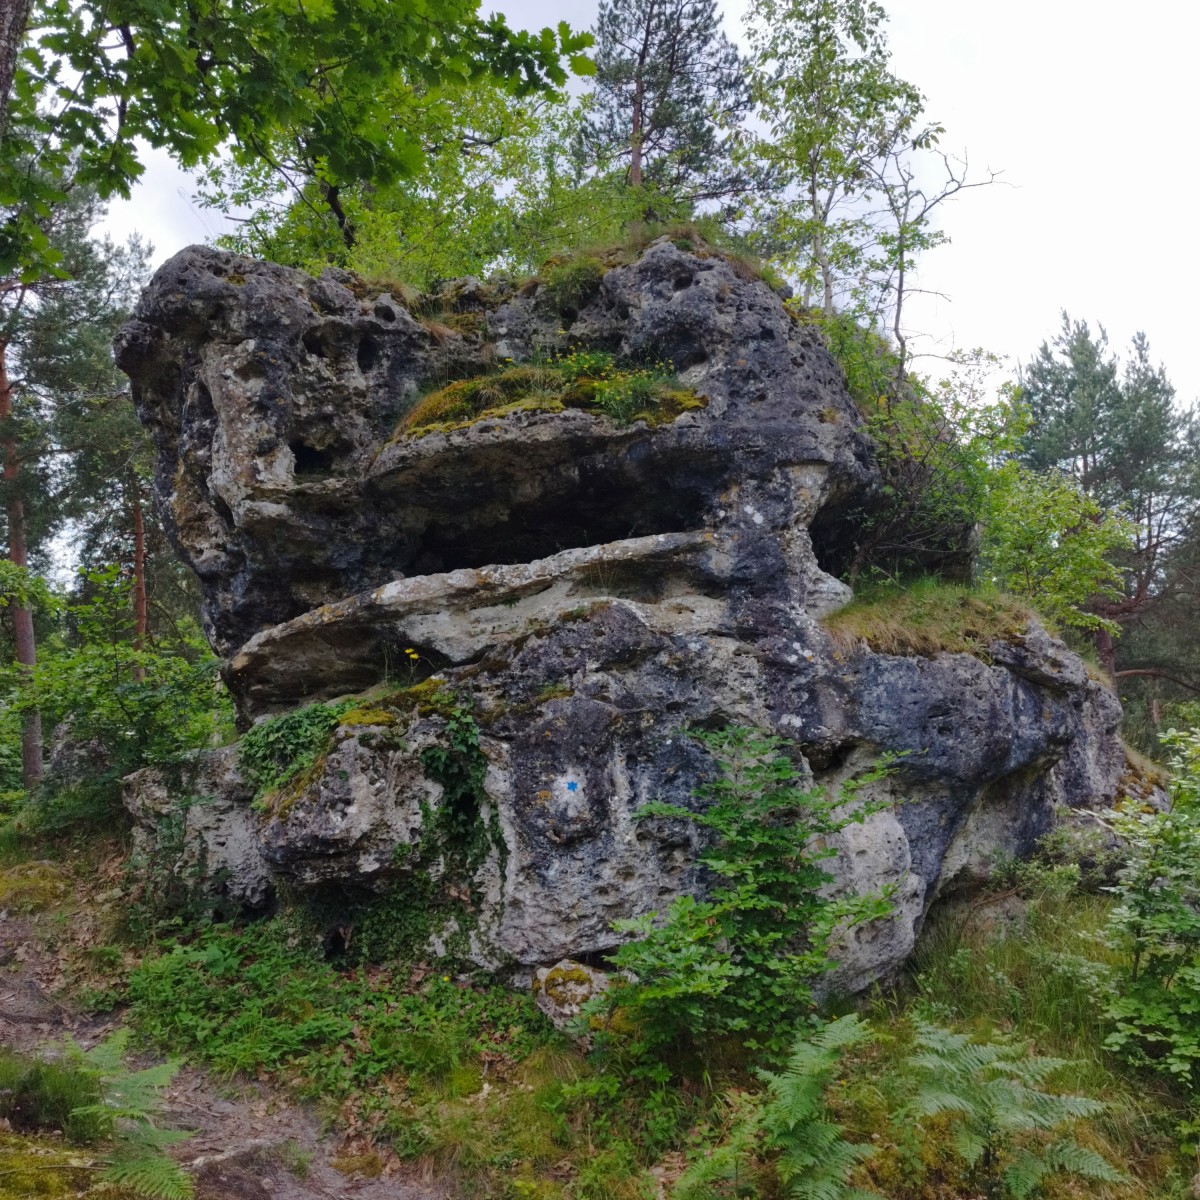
[{"left": 118, "top": 238, "right": 1131, "bottom": 990}]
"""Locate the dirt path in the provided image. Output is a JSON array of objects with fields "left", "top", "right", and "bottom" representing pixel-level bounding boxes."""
[{"left": 0, "top": 911, "right": 445, "bottom": 1200}]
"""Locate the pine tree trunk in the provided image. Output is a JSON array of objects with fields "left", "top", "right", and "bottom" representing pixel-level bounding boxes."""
[
  {"left": 0, "top": 0, "right": 32, "bottom": 138},
  {"left": 0, "top": 340, "right": 42, "bottom": 787},
  {"left": 131, "top": 479, "right": 148, "bottom": 683},
  {"left": 628, "top": 0, "right": 655, "bottom": 189},
  {"left": 1095, "top": 625, "right": 1116, "bottom": 680}
]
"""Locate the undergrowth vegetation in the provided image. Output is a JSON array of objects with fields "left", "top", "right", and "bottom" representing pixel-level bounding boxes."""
[
  {"left": 2, "top": 723, "right": 1181, "bottom": 1199},
  {"left": 0, "top": 1033, "right": 192, "bottom": 1199}
]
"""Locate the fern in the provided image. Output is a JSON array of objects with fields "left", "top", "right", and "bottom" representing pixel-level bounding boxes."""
[
  {"left": 672, "top": 1017, "right": 881, "bottom": 1200},
  {"left": 758, "top": 1016, "right": 881, "bottom": 1200},
  {"left": 903, "top": 1020, "right": 1123, "bottom": 1198},
  {"left": 67, "top": 1031, "right": 194, "bottom": 1200},
  {"left": 101, "top": 1151, "right": 194, "bottom": 1200}
]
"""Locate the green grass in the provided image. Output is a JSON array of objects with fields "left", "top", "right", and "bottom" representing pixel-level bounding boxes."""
[
  {"left": 0, "top": 1048, "right": 107, "bottom": 1143},
  {"left": 823, "top": 577, "right": 1038, "bottom": 659}
]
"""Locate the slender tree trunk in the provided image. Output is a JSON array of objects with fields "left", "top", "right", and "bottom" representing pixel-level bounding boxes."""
[
  {"left": 0, "top": 340, "right": 41, "bottom": 787},
  {"left": 1095, "top": 625, "right": 1116, "bottom": 680},
  {"left": 630, "top": 89, "right": 644, "bottom": 187},
  {"left": 131, "top": 479, "right": 148, "bottom": 683},
  {"left": 0, "top": 0, "right": 32, "bottom": 138},
  {"left": 628, "top": 0, "right": 655, "bottom": 189}
]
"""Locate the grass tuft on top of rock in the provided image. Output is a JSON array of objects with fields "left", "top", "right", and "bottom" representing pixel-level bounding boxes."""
[{"left": 823, "top": 578, "right": 1037, "bottom": 660}]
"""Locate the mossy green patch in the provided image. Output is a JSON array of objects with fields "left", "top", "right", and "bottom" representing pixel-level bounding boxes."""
[
  {"left": 0, "top": 861, "right": 70, "bottom": 912},
  {"left": 397, "top": 352, "right": 705, "bottom": 439},
  {"left": 337, "top": 707, "right": 398, "bottom": 729},
  {"left": 0, "top": 1133, "right": 97, "bottom": 1199}
]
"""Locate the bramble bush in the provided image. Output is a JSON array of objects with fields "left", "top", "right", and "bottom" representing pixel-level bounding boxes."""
[{"left": 0, "top": 566, "right": 231, "bottom": 833}]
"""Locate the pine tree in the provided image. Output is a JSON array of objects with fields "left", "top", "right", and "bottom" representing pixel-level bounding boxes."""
[
  {"left": 1020, "top": 314, "right": 1200, "bottom": 678},
  {"left": 0, "top": 172, "right": 152, "bottom": 786},
  {"left": 585, "top": 0, "right": 753, "bottom": 212}
]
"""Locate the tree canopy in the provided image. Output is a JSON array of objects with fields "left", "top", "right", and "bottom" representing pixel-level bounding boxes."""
[{"left": 0, "top": 0, "right": 593, "bottom": 270}]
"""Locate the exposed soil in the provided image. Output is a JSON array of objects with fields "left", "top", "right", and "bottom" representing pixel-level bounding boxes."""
[{"left": 0, "top": 909, "right": 444, "bottom": 1200}]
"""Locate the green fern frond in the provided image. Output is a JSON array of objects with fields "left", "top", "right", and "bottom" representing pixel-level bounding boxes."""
[
  {"left": 755, "top": 1016, "right": 882, "bottom": 1200},
  {"left": 81, "top": 1029, "right": 132, "bottom": 1075},
  {"left": 101, "top": 1152, "right": 194, "bottom": 1200},
  {"left": 902, "top": 1020, "right": 1119, "bottom": 1198}
]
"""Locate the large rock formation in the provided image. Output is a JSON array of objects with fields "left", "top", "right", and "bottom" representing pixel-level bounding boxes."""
[{"left": 117, "top": 238, "right": 1128, "bottom": 990}]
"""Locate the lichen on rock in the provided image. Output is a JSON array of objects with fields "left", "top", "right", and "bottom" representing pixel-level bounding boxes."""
[{"left": 117, "top": 234, "right": 1134, "bottom": 992}]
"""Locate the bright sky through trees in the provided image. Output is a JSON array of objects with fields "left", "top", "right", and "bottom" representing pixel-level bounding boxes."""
[{"left": 99, "top": 0, "right": 1200, "bottom": 400}]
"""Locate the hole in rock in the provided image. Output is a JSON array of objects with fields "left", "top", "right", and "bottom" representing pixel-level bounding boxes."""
[
  {"left": 804, "top": 740, "right": 856, "bottom": 772},
  {"left": 302, "top": 329, "right": 329, "bottom": 358},
  {"left": 808, "top": 500, "right": 859, "bottom": 582},
  {"left": 322, "top": 923, "right": 352, "bottom": 960},
  {"left": 374, "top": 302, "right": 397, "bottom": 323},
  {"left": 357, "top": 335, "right": 381, "bottom": 373},
  {"left": 289, "top": 440, "right": 337, "bottom": 475}
]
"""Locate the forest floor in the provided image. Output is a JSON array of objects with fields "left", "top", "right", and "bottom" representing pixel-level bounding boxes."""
[{"left": 0, "top": 898, "right": 444, "bottom": 1200}]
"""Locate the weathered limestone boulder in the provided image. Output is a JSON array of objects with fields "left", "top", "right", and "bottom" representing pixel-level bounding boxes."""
[
  {"left": 533, "top": 960, "right": 611, "bottom": 1033},
  {"left": 117, "top": 237, "right": 1132, "bottom": 990},
  {"left": 123, "top": 747, "right": 271, "bottom": 908}
]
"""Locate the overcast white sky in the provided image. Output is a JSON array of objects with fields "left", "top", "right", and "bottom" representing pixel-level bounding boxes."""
[{"left": 101, "top": 0, "right": 1200, "bottom": 402}]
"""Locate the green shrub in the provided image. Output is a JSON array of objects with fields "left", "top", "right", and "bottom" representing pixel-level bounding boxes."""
[
  {"left": 605, "top": 728, "right": 894, "bottom": 1051},
  {"left": 238, "top": 698, "right": 355, "bottom": 799},
  {"left": 1104, "top": 727, "right": 1200, "bottom": 1104}
]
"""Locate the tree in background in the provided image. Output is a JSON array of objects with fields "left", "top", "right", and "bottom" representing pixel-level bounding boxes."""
[
  {"left": 585, "top": 0, "right": 753, "bottom": 214},
  {"left": 1, "top": 0, "right": 591, "bottom": 271},
  {"left": 744, "top": 0, "right": 923, "bottom": 317},
  {"left": 980, "top": 464, "right": 1133, "bottom": 635},
  {"left": 0, "top": 166, "right": 153, "bottom": 787},
  {"left": 1020, "top": 315, "right": 1200, "bottom": 681}
]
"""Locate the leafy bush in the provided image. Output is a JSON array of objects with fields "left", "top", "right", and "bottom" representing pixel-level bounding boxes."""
[
  {"left": 605, "top": 728, "right": 893, "bottom": 1051},
  {"left": 238, "top": 698, "right": 355, "bottom": 799},
  {"left": 817, "top": 323, "right": 1019, "bottom": 584},
  {"left": 1104, "top": 726, "right": 1200, "bottom": 1100},
  {"left": 980, "top": 463, "right": 1133, "bottom": 634}
]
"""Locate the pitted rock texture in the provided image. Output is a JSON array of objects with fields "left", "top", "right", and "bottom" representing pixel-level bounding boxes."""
[
  {"left": 119, "top": 238, "right": 1130, "bottom": 991},
  {"left": 115, "top": 239, "right": 870, "bottom": 664}
]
